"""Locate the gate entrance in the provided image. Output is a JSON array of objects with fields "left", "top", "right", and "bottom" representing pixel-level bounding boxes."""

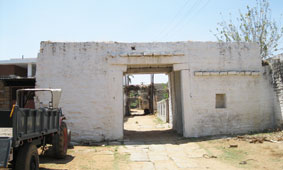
[{"left": 122, "top": 65, "right": 184, "bottom": 141}]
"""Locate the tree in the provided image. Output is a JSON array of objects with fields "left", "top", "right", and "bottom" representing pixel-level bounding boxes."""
[
  {"left": 162, "top": 83, "right": 169, "bottom": 100},
  {"left": 212, "top": 0, "right": 283, "bottom": 59}
]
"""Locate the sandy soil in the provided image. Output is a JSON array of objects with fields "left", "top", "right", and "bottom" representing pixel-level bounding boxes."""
[{"left": 39, "top": 109, "right": 283, "bottom": 170}]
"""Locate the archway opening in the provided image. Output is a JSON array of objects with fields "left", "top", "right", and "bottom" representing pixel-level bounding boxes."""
[{"left": 122, "top": 66, "right": 183, "bottom": 144}]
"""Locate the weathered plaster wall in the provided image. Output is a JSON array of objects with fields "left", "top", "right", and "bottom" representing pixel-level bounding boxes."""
[
  {"left": 172, "top": 71, "right": 183, "bottom": 134},
  {"left": 36, "top": 41, "right": 277, "bottom": 141},
  {"left": 183, "top": 43, "right": 275, "bottom": 137},
  {"left": 187, "top": 69, "right": 275, "bottom": 136},
  {"left": 37, "top": 42, "right": 126, "bottom": 141}
]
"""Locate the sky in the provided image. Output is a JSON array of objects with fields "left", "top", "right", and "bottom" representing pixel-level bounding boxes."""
[
  {"left": 0, "top": 0, "right": 282, "bottom": 84},
  {"left": 130, "top": 74, "right": 168, "bottom": 85}
]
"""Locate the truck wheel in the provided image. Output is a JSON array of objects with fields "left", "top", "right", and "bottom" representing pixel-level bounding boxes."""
[
  {"left": 53, "top": 121, "right": 68, "bottom": 159},
  {"left": 15, "top": 143, "right": 39, "bottom": 170}
]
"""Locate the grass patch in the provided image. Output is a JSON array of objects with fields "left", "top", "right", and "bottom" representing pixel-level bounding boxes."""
[
  {"left": 198, "top": 142, "right": 250, "bottom": 168},
  {"left": 79, "top": 165, "right": 91, "bottom": 170},
  {"left": 217, "top": 146, "right": 250, "bottom": 168},
  {"left": 220, "top": 147, "right": 246, "bottom": 161},
  {"left": 197, "top": 142, "right": 214, "bottom": 156},
  {"left": 154, "top": 116, "right": 165, "bottom": 124},
  {"left": 113, "top": 146, "right": 130, "bottom": 170}
]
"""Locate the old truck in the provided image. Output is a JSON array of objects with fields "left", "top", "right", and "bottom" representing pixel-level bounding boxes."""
[{"left": 0, "top": 89, "right": 68, "bottom": 170}]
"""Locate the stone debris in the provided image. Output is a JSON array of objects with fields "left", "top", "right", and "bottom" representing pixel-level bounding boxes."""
[
  {"left": 229, "top": 144, "right": 238, "bottom": 148},
  {"left": 236, "top": 133, "right": 283, "bottom": 144},
  {"left": 239, "top": 159, "right": 257, "bottom": 165},
  {"left": 203, "top": 154, "right": 217, "bottom": 159},
  {"left": 239, "top": 161, "right": 247, "bottom": 165}
]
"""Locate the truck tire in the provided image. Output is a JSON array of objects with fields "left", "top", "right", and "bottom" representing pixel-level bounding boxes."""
[
  {"left": 53, "top": 121, "right": 68, "bottom": 159},
  {"left": 15, "top": 143, "right": 39, "bottom": 170}
]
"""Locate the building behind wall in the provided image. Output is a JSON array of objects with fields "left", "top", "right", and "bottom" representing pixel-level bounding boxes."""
[
  {"left": 36, "top": 41, "right": 282, "bottom": 142},
  {"left": 126, "top": 83, "right": 168, "bottom": 111},
  {"left": 0, "top": 58, "right": 36, "bottom": 110}
]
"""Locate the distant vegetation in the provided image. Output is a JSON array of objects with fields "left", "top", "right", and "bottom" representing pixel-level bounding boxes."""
[{"left": 212, "top": 0, "right": 283, "bottom": 59}]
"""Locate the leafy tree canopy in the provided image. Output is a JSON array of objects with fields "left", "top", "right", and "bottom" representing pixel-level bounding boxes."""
[{"left": 213, "top": 0, "right": 283, "bottom": 59}]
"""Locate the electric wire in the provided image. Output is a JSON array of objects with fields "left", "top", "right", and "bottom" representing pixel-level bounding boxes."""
[
  {"left": 172, "top": 0, "right": 211, "bottom": 40},
  {"left": 153, "top": 0, "right": 191, "bottom": 41},
  {"left": 159, "top": 0, "right": 202, "bottom": 41}
]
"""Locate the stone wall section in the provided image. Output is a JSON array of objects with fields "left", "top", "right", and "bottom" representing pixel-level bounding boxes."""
[{"left": 268, "top": 54, "right": 283, "bottom": 126}]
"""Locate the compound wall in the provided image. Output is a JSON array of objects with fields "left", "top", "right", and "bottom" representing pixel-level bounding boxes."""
[{"left": 36, "top": 41, "right": 278, "bottom": 141}]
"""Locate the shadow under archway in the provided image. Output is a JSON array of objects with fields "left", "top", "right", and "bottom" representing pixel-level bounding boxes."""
[{"left": 124, "top": 129, "right": 184, "bottom": 145}]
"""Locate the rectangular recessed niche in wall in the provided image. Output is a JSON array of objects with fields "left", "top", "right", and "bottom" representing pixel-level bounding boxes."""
[{"left": 216, "top": 94, "right": 226, "bottom": 108}]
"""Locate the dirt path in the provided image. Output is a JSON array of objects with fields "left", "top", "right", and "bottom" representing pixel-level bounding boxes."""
[
  {"left": 39, "top": 111, "right": 283, "bottom": 170},
  {"left": 124, "top": 109, "right": 178, "bottom": 143}
]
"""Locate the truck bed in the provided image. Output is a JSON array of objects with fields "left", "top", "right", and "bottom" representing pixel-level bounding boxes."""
[
  {"left": 0, "top": 107, "right": 61, "bottom": 147},
  {"left": 0, "top": 137, "right": 12, "bottom": 168},
  {"left": 0, "top": 110, "right": 13, "bottom": 137}
]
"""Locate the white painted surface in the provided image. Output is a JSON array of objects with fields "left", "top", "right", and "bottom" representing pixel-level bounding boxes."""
[
  {"left": 172, "top": 71, "right": 183, "bottom": 134},
  {"left": 0, "top": 58, "right": 36, "bottom": 65},
  {"left": 36, "top": 41, "right": 277, "bottom": 141},
  {"left": 0, "top": 128, "right": 12, "bottom": 137},
  {"left": 0, "top": 58, "right": 37, "bottom": 70},
  {"left": 157, "top": 99, "right": 169, "bottom": 123},
  {"left": 27, "top": 63, "right": 32, "bottom": 77}
]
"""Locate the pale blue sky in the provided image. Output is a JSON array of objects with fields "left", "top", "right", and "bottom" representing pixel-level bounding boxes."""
[
  {"left": 130, "top": 74, "right": 168, "bottom": 85},
  {"left": 1, "top": 0, "right": 282, "bottom": 84}
]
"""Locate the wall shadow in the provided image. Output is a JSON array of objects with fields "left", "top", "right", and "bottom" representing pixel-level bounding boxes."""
[
  {"left": 39, "top": 155, "right": 74, "bottom": 164},
  {"left": 122, "top": 129, "right": 267, "bottom": 145},
  {"left": 123, "top": 129, "right": 184, "bottom": 145},
  {"left": 40, "top": 168, "right": 68, "bottom": 170},
  {"left": 76, "top": 128, "right": 283, "bottom": 147}
]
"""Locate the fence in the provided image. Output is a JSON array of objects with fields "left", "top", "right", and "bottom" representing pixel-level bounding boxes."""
[{"left": 157, "top": 99, "right": 169, "bottom": 123}]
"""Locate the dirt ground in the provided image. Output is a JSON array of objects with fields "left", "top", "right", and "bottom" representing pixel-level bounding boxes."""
[{"left": 39, "top": 109, "right": 283, "bottom": 170}]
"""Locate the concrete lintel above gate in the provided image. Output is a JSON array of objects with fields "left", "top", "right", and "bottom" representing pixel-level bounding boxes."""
[
  {"left": 117, "top": 52, "right": 184, "bottom": 57},
  {"left": 108, "top": 53, "right": 186, "bottom": 66},
  {"left": 173, "top": 63, "right": 189, "bottom": 71},
  {"left": 126, "top": 66, "right": 173, "bottom": 74}
]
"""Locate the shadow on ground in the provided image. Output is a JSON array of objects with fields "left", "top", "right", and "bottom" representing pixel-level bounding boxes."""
[
  {"left": 124, "top": 129, "right": 181, "bottom": 144},
  {"left": 122, "top": 129, "right": 240, "bottom": 145},
  {"left": 71, "top": 129, "right": 283, "bottom": 147},
  {"left": 40, "top": 168, "right": 68, "bottom": 170},
  {"left": 39, "top": 155, "right": 74, "bottom": 164}
]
